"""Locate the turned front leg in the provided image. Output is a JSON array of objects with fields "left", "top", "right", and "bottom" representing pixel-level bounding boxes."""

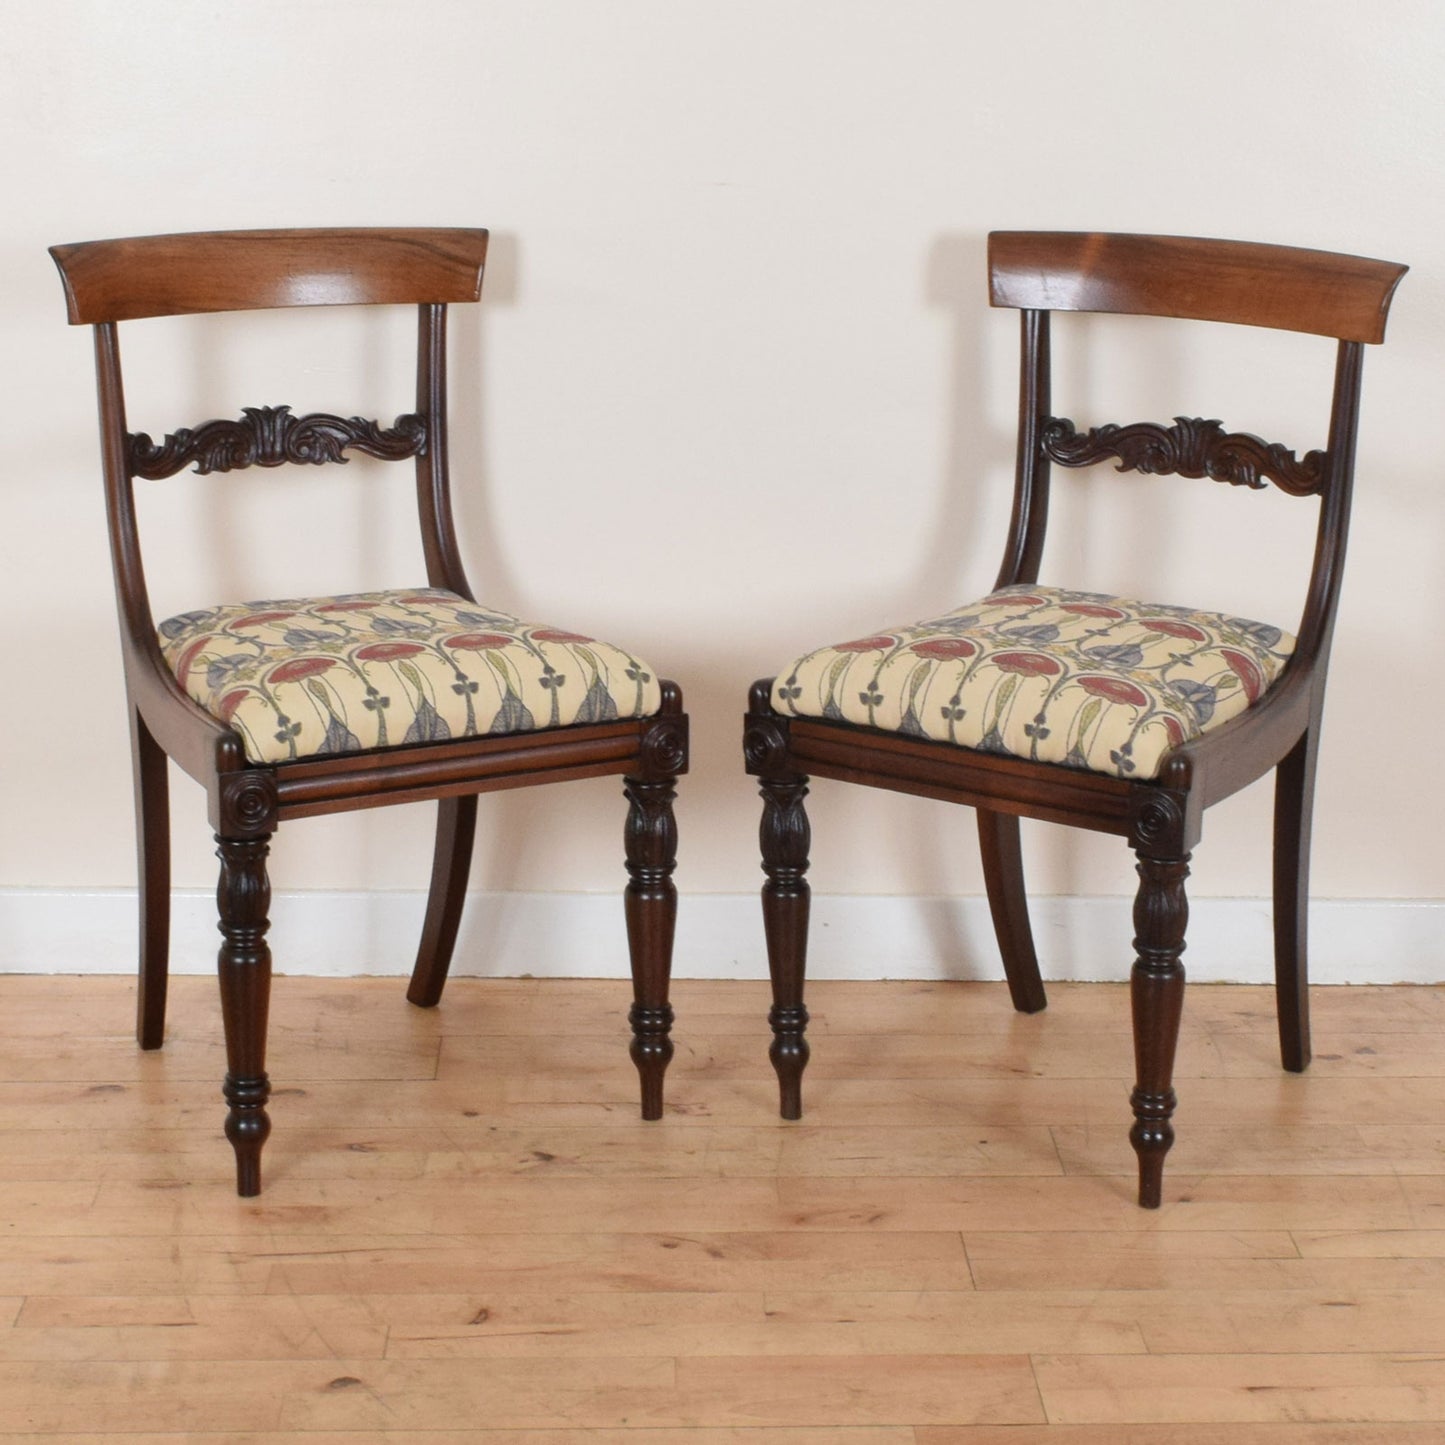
[
  {"left": 623, "top": 776, "right": 678, "bottom": 1118},
  {"left": 216, "top": 835, "right": 273, "bottom": 1197},
  {"left": 760, "top": 775, "right": 811, "bottom": 1119},
  {"left": 1129, "top": 851, "right": 1190, "bottom": 1209}
]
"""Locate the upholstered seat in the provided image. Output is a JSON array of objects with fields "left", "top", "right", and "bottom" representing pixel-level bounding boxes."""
[
  {"left": 159, "top": 588, "right": 663, "bottom": 765},
  {"left": 769, "top": 584, "right": 1294, "bottom": 780}
]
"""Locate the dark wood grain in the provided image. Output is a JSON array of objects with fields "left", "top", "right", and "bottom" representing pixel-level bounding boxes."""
[
  {"left": 271, "top": 721, "right": 656, "bottom": 819},
  {"left": 129, "top": 709, "right": 170, "bottom": 1050},
  {"left": 786, "top": 716, "right": 1139, "bottom": 835},
  {"left": 747, "top": 685, "right": 813, "bottom": 1119},
  {"left": 623, "top": 771, "right": 679, "bottom": 1120},
  {"left": 414, "top": 303, "right": 474, "bottom": 597},
  {"left": 993, "top": 309, "right": 1052, "bottom": 590},
  {"left": 1129, "top": 852, "right": 1190, "bottom": 1210},
  {"left": 215, "top": 834, "right": 273, "bottom": 1197},
  {"left": 621, "top": 683, "right": 688, "bottom": 1117},
  {"left": 744, "top": 230, "right": 1405, "bottom": 1207},
  {"left": 406, "top": 794, "right": 479, "bottom": 1010},
  {"left": 988, "top": 231, "right": 1406, "bottom": 341},
  {"left": 977, "top": 810, "right": 1047, "bottom": 1014},
  {"left": 1273, "top": 727, "right": 1318, "bottom": 1073}
]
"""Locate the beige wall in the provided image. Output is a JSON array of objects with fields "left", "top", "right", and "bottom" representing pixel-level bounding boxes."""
[{"left": 2, "top": 1, "right": 1441, "bottom": 920}]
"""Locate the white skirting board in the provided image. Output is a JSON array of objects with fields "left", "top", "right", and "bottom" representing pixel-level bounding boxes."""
[{"left": 0, "top": 888, "right": 1439, "bottom": 984}]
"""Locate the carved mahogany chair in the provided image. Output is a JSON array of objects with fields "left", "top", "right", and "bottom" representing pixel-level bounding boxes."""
[
  {"left": 51, "top": 228, "right": 687, "bottom": 1195},
  {"left": 744, "top": 231, "right": 1405, "bottom": 1207}
]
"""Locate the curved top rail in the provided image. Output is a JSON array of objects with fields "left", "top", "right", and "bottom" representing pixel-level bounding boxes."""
[
  {"left": 988, "top": 231, "right": 1406, "bottom": 343},
  {"left": 50, "top": 227, "right": 489, "bottom": 324}
]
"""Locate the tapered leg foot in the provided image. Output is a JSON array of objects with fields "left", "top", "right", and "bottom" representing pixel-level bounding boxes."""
[
  {"left": 623, "top": 776, "right": 678, "bottom": 1118},
  {"left": 132, "top": 711, "right": 171, "bottom": 1049},
  {"left": 768, "top": 1001, "right": 810, "bottom": 1120},
  {"left": 1273, "top": 729, "right": 1316, "bottom": 1073},
  {"left": 760, "top": 775, "right": 811, "bottom": 1119},
  {"left": 1128, "top": 851, "right": 1189, "bottom": 1209},
  {"left": 222, "top": 1071, "right": 271, "bottom": 1197},
  {"left": 407, "top": 794, "right": 478, "bottom": 1008},
  {"left": 628, "top": 1002, "right": 675, "bottom": 1119},
  {"left": 216, "top": 835, "right": 273, "bottom": 1197},
  {"left": 977, "top": 808, "right": 1046, "bottom": 1014}
]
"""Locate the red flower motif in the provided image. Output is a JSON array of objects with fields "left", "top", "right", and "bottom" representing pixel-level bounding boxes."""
[
  {"left": 993, "top": 651, "right": 1062, "bottom": 677},
  {"left": 445, "top": 633, "right": 512, "bottom": 650},
  {"left": 267, "top": 657, "right": 337, "bottom": 685},
  {"left": 317, "top": 601, "right": 378, "bottom": 612},
  {"left": 174, "top": 635, "right": 212, "bottom": 681},
  {"left": 231, "top": 611, "right": 295, "bottom": 628},
  {"left": 1077, "top": 675, "right": 1149, "bottom": 707},
  {"left": 1162, "top": 714, "right": 1187, "bottom": 749},
  {"left": 834, "top": 636, "right": 896, "bottom": 653},
  {"left": 1062, "top": 603, "right": 1125, "bottom": 619},
  {"left": 532, "top": 629, "right": 593, "bottom": 643},
  {"left": 1221, "top": 648, "right": 1265, "bottom": 703},
  {"left": 218, "top": 689, "right": 251, "bottom": 722},
  {"left": 1143, "top": 618, "right": 1208, "bottom": 641},
  {"left": 911, "top": 638, "right": 977, "bottom": 660},
  {"left": 355, "top": 642, "right": 427, "bottom": 661}
]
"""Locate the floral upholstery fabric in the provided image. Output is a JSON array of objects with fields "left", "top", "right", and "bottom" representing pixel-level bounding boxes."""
[
  {"left": 770, "top": 584, "right": 1295, "bottom": 780},
  {"left": 159, "top": 589, "right": 662, "bottom": 765}
]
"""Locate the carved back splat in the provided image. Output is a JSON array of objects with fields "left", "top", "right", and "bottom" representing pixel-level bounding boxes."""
[
  {"left": 986, "top": 231, "right": 1406, "bottom": 631},
  {"left": 127, "top": 405, "right": 428, "bottom": 479},
  {"left": 1039, "top": 415, "right": 1326, "bottom": 496}
]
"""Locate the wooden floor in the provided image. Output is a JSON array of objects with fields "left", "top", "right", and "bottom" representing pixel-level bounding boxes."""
[{"left": 2, "top": 974, "right": 1445, "bottom": 1441}]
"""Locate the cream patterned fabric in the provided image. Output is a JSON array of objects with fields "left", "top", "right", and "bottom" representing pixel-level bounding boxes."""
[
  {"left": 771, "top": 584, "right": 1295, "bottom": 780},
  {"left": 159, "top": 589, "right": 662, "bottom": 765}
]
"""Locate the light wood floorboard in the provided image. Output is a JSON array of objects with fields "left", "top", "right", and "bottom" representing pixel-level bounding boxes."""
[{"left": 0, "top": 974, "right": 1442, "bottom": 1435}]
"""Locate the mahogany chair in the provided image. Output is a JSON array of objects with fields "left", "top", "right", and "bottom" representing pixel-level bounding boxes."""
[
  {"left": 51, "top": 228, "right": 687, "bottom": 1196},
  {"left": 743, "top": 231, "right": 1405, "bottom": 1207}
]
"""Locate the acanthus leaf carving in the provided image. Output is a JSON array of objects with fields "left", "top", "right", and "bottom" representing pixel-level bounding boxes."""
[
  {"left": 759, "top": 776, "right": 811, "bottom": 879},
  {"left": 1040, "top": 415, "right": 1326, "bottom": 496},
  {"left": 128, "top": 405, "right": 427, "bottom": 479},
  {"left": 622, "top": 777, "right": 680, "bottom": 881}
]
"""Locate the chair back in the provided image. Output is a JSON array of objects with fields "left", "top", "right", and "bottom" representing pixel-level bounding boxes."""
[
  {"left": 50, "top": 227, "right": 490, "bottom": 659},
  {"left": 984, "top": 230, "right": 1406, "bottom": 670}
]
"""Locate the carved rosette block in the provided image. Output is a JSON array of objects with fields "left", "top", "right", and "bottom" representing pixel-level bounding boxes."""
[
  {"left": 622, "top": 776, "right": 678, "bottom": 1119},
  {"left": 214, "top": 771, "right": 278, "bottom": 839},
  {"left": 743, "top": 716, "right": 794, "bottom": 779},
  {"left": 215, "top": 835, "right": 273, "bottom": 1197},
  {"left": 1128, "top": 789, "right": 1189, "bottom": 859},
  {"left": 743, "top": 680, "right": 794, "bottom": 779},
  {"left": 759, "top": 775, "right": 812, "bottom": 1118},
  {"left": 637, "top": 714, "right": 689, "bottom": 783},
  {"left": 1041, "top": 415, "right": 1325, "bottom": 496},
  {"left": 129, "top": 405, "right": 428, "bottom": 479},
  {"left": 1128, "top": 851, "right": 1191, "bottom": 1209}
]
